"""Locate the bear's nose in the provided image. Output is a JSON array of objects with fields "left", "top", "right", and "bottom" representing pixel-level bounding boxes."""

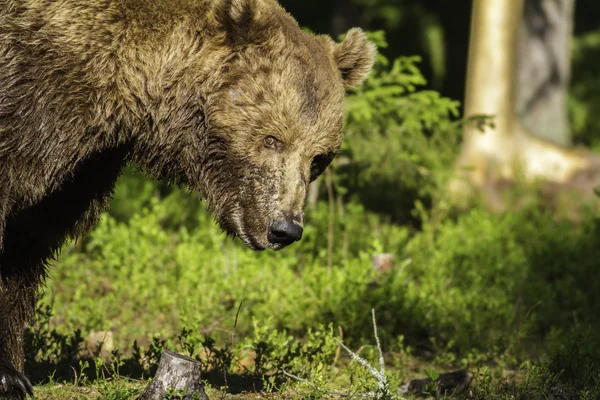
[{"left": 268, "top": 219, "right": 303, "bottom": 246}]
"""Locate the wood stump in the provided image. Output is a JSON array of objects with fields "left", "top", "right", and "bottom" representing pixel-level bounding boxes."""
[{"left": 137, "top": 350, "right": 208, "bottom": 400}]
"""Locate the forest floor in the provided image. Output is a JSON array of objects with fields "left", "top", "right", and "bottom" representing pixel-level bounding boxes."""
[{"left": 22, "top": 178, "right": 600, "bottom": 399}]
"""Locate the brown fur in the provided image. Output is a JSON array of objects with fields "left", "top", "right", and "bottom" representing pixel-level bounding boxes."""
[{"left": 0, "top": 0, "right": 375, "bottom": 396}]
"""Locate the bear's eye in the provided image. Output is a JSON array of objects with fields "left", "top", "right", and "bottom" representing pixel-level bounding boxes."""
[
  {"left": 263, "top": 135, "right": 282, "bottom": 150},
  {"left": 310, "top": 152, "right": 335, "bottom": 182}
]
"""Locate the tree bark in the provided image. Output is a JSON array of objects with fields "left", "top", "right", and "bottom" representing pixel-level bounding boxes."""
[
  {"left": 516, "top": 0, "right": 575, "bottom": 145},
  {"left": 137, "top": 350, "right": 208, "bottom": 400}
]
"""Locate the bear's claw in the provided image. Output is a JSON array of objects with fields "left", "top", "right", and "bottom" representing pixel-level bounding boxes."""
[{"left": 0, "top": 363, "right": 33, "bottom": 399}]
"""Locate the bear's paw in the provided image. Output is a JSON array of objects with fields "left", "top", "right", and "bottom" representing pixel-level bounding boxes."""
[{"left": 0, "top": 362, "right": 33, "bottom": 399}]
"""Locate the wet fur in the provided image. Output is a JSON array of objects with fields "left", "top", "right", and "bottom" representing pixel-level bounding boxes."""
[{"left": 0, "top": 0, "right": 375, "bottom": 396}]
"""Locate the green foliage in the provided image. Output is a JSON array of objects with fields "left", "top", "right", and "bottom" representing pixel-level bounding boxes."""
[
  {"left": 33, "top": 179, "right": 600, "bottom": 397},
  {"left": 46, "top": 190, "right": 404, "bottom": 349},
  {"left": 96, "top": 382, "right": 140, "bottom": 400},
  {"left": 547, "top": 327, "right": 600, "bottom": 395},
  {"left": 25, "top": 304, "right": 85, "bottom": 369},
  {"left": 470, "top": 348, "right": 600, "bottom": 400},
  {"left": 570, "top": 28, "right": 600, "bottom": 149},
  {"left": 404, "top": 206, "right": 600, "bottom": 355},
  {"left": 338, "top": 31, "right": 461, "bottom": 223}
]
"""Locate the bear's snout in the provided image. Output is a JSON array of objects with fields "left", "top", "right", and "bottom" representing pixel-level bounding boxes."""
[{"left": 267, "top": 218, "right": 303, "bottom": 247}]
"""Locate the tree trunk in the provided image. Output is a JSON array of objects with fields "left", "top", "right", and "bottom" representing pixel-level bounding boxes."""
[
  {"left": 516, "top": 0, "right": 575, "bottom": 145},
  {"left": 450, "top": 0, "right": 600, "bottom": 211},
  {"left": 137, "top": 350, "right": 208, "bottom": 400}
]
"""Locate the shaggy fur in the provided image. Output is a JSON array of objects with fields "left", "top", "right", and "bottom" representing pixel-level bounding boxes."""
[{"left": 0, "top": 0, "right": 375, "bottom": 396}]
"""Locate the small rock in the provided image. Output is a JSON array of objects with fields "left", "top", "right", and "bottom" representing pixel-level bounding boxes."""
[
  {"left": 401, "top": 369, "right": 473, "bottom": 398},
  {"left": 372, "top": 254, "right": 395, "bottom": 276},
  {"left": 86, "top": 330, "right": 114, "bottom": 358}
]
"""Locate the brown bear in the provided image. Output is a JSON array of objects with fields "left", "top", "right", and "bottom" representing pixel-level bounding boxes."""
[{"left": 0, "top": 0, "right": 375, "bottom": 397}]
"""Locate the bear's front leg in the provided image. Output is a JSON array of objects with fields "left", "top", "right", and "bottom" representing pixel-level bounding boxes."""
[{"left": 0, "top": 278, "right": 36, "bottom": 399}]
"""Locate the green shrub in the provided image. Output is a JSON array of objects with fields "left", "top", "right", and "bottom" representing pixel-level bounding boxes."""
[{"left": 329, "top": 31, "right": 462, "bottom": 225}]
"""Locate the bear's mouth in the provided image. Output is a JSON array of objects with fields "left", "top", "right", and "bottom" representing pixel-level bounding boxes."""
[
  {"left": 228, "top": 206, "right": 292, "bottom": 251},
  {"left": 238, "top": 230, "right": 287, "bottom": 251},
  {"left": 234, "top": 219, "right": 288, "bottom": 251},
  {"left": 242, "top": 234, "right": 267, "bottom": 251},
  {"left": 231, "top": 215, "right": 268, "bottom": 251}
]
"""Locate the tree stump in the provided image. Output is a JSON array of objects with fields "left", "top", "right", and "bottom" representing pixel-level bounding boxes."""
[{"left": 137, "top": 350, "right": 209, "bottom": 400}]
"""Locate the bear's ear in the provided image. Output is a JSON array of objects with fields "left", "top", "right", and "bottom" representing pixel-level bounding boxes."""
[
  {"left": 214, "top": 0, "right": 267, "bottom": 45},
  {"left": 334, "top": 28, "right": 377, "bottom": 89}
]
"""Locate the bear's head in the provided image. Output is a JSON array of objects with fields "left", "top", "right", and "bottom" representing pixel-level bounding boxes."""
[
  {"left": 136, "top": 0, "right": 375, "bottom": 251},
  {"left": 199, "top": 0, "right": 376, "bottom": 250}
]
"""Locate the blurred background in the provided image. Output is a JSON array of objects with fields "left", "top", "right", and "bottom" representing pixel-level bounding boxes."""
[
  {"left": 281, "top": 0, "right": 600, "bottom": 145},
  {"left": 30, "top": 1, "right": 600, "bottom": 398}
]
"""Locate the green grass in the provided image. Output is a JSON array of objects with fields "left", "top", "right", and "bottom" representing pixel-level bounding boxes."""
[{"left": 24, "top": 171, "right": 600, "bottom": 399}]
